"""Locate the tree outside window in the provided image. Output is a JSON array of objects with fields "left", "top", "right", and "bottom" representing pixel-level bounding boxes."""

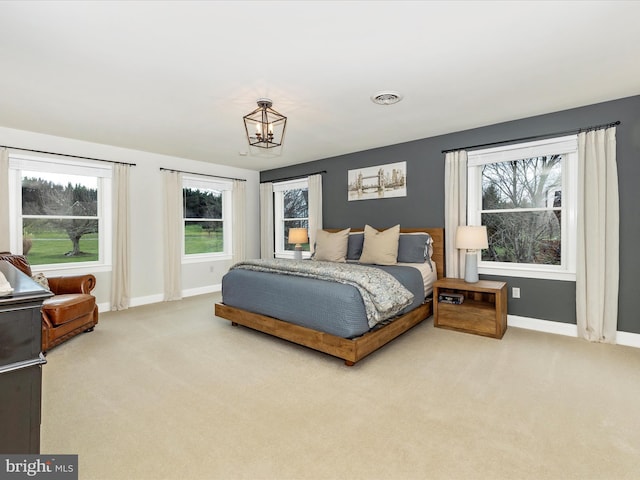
[
  {"left": 181, "top": 176, "right": 232, "bottom": 258},
  {"left": 183, "top": 187, "right": 224, "bottom": 255},
  {"left": 273, "top": 179, "right": 311, "bottom": 257},
  {"left": 481, "top": 156, "right": 562, "bottom": 265},
  {"left": 467, "top": 134, "right": 577, "bottom": 280},
  {"left": 21, "top": 172, "right": 100, "bottom": 265},
  {"left": 283, "top": 188, "right": 309, "bottom": 251}
]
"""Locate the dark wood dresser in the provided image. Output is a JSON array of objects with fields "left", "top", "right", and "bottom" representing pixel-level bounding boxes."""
[{"left": 0, "top": 260, "right": 53, "bottom": 454}]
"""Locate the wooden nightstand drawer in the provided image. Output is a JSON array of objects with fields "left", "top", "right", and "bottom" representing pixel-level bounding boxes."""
[
  {"left": 433, "top": 278, "right": 507, "bottom": 339},
  {"left": 436, "top": 302, "right": 498, "bottom": 335}
]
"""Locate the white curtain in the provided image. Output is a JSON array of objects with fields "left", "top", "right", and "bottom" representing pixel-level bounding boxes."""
[
  {"left": 444, "top": 150, "right": 468, "bottom": 278},
  {"left": 163, "top": 170, "right": 183, "bottom": 301},
  {"left": 232, "top": 179, "right": 246, "bottom": 263},
  {"left": 307, "top": 174, "right": 323, "bottom": 253},
  {"left": 260, "top": 182, "right": 274, "bottom": 259},
  {"left": 0, "top": 148, "right": 9, "bottom": 252},
  {"left": 576, "top": 127, "right": 619, "bottom": 343},
  {"left": 111, "top": 163, "right": 132, "bottom": 310}
]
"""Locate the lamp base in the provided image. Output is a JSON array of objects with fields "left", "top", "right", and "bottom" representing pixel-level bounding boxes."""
[
  {"left": 464, "top": 251, "right": 479, "bottom": 283},
  {"left": 293, "top": 245, "right": 303, "bottom": 261}
]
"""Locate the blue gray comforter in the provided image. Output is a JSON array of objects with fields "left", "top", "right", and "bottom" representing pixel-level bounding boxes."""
[{"left": 229, "top": 259, "right": 415, "bottom": 329}]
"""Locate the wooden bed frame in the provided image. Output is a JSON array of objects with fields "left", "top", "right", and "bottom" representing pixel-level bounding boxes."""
[{"left": 214, "top": 227, "right": 445, "bottom": 365}]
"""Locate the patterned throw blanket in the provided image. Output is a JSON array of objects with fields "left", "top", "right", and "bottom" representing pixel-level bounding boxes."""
[{"left": 230, "top": 259, "right": 414, "bottom": 328}]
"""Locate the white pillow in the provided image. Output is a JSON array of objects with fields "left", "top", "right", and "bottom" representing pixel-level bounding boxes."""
[
  {"left": 359, "top": 224, "right": 400, "bottom": 265},
  {"left": 313, "top": 228, "right": 351, "bottom": 262}
]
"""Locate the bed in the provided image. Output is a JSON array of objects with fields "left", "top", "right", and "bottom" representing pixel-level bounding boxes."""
[{"left": 214, "top": 227, "right": 445, "bottom": 365}]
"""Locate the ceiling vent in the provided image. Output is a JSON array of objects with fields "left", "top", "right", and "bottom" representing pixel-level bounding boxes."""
[{"left": 371, "top": 91, "right": 403, "bottom": 105}]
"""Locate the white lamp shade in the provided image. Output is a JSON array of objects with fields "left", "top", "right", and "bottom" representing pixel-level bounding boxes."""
[
  {"left": 455, "top": 226, "right": 488, "bottom": 250},
  {"left": 288, "top": 228, "right": 308, "bottom": 245}
]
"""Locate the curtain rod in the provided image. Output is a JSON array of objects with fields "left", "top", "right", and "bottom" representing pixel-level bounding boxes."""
[
  {"left": 260, "top": 170, "right": 327, "bottom": 184},
  {"left": 159, "top": 167, "right": 246, "bottom": 182},
  {"left": 0, "top": 144, "right": 137, "bottom": 166},
  {"left": 441, "top": 120, "right": 621, "bottom": 154}
]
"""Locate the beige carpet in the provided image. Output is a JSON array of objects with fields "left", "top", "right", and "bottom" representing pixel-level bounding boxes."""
[{"left": 41, "top": 293, "right": 640, "bottom": 480}]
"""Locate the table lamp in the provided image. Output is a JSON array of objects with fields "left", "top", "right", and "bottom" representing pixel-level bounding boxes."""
[
  {"left": 288, "top": 228, "right": 308, "bottom": 260},
  {"left": 456, "top": 226, "right": 488, "bottom": 283}
]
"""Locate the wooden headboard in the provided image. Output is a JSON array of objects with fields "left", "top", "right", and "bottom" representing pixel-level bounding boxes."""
[{"left": 326, "top": 227, "right": 445, "bottom": 279}]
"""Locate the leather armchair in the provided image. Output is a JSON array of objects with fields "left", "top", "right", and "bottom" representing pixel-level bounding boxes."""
[{"left": 0, "top": 252, "right": 98, "bottom": 352}]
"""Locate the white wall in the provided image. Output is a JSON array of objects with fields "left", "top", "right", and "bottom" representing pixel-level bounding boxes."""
[{"left": 0, "top": 126, "right": 260, "bottom": 309}]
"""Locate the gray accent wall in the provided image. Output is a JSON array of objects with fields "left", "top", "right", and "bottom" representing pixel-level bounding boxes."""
[{"left": 261, "top": 95, "right": 640, "bottom": 334}]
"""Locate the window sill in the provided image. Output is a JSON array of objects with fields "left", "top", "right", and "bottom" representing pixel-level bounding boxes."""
[
  {"left": 275, "top": 252, "right": 312, "bottom": 260},
  {"left": 479, "top": 265, "right": 576, "bottom": 282},
  {"left": 33, "top": 263, "right": 112, "bottom": 276},
  {"left": 182, "top": 254, "right": 232, "bottom": 264}
]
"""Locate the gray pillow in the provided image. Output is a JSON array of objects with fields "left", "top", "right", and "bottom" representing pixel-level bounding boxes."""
[
  {"left": 397, "top": 233, "right": 433, "bottom": 269},
  {"left": 347, "top": 233, "right": 364, "bottom": 260}
]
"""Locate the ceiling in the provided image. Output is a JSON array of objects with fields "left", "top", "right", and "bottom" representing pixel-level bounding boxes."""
[{"left": 1, "top": 1, "right": 639, "bottom": 171}]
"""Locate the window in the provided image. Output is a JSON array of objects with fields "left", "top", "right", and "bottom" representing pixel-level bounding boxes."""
[
  {"left": 182, "top": 175, "right": 232, "bottom": 259},
  {"left": 273, "top": 179, "right": 310, "bottom": 258},
  {"left": 8, "top": 153, "right": 112, "bottom": 270},
  {"left": 467, "top": 135, "right": 578, "bottom": 280}
]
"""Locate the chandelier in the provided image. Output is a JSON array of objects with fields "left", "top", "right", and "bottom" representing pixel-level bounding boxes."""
[{"left": 243, "top": 98, "right": 287, "bottom": 149}]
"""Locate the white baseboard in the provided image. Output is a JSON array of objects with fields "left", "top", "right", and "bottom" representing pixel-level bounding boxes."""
[
  {"left": 508, "top": 314, "right": 640, "bottom": 348},
  {"left": 97, "top": 301, "right": 111, "bottom": 312},
  {"left": 97, "top": 284, "right": 221, "bottom": 312},
  {"left": 508, "top": 315, "right": 578, "bottom": 337},
  {"left": 130, "top": 294, "right": 164, "bottom": 308},
  {"left": 182, "top": 284, "right": 221, "bottom": 298},
  {"left": 96, "top": 293, "right": 163, "bottom": 312},
  {"left": 616, "top": 331, "right": 640, "bottom": 348}
]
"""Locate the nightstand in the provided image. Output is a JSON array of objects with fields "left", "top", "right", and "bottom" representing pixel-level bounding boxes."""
[{"left": 433, "top": 278, "right": 507, "bottom": 339}]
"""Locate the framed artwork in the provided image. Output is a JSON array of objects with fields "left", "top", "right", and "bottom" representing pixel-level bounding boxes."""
[{"left": 347, "top": 161, "right": 407, "bottom": 201}]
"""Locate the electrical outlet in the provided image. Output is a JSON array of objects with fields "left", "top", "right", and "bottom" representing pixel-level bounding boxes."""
[{"left": 512, "top": 287, "right": 520, "bottom": 299}]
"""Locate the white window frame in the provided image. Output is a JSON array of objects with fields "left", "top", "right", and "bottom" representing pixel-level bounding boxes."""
[
  {"left": 181, "top": 175, "right": 232, "bottom": 263},
  {"left": 8, "top": 152, "right": 112, "bottom": 275},
  {"left": 467, "top": 135, "right": 578, "bottom": 281},
  {"left": 273, "top": 178, "right": 310, "bottom": 259}
]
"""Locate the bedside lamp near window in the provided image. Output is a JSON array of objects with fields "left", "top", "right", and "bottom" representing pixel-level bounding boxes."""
[
  {"left": 288, "top": 228, "right": 308, "bottom": 260},
  {"left": 456, "top": 226, "right": 488, "bottom": 283}
]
